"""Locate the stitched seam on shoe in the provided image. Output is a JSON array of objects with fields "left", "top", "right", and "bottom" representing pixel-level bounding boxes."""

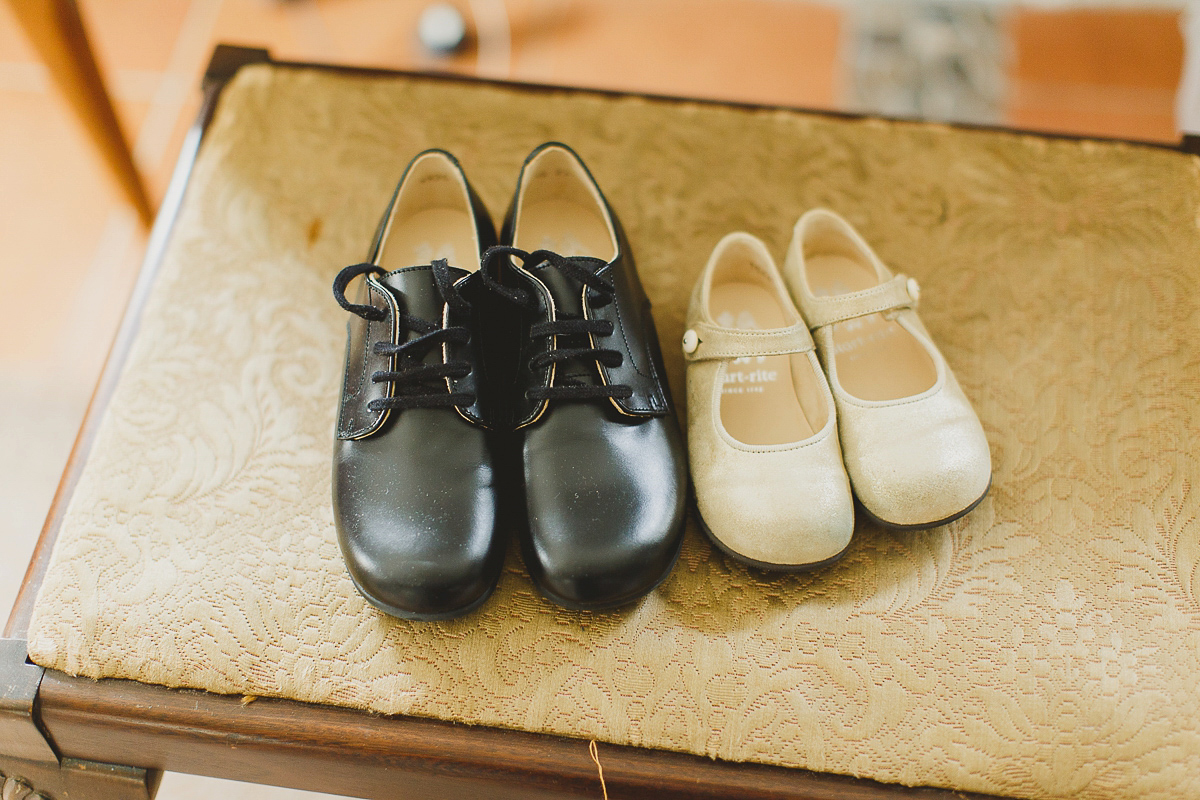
[
  {"left": 340, "top": 283, "right": 384, "bottom": 438},
  {"left": 343, "top": 282, "right": 393, "bottom": 439},
  {"left": 343, "top": 288, "right": 372, "bottom": 401},
  {"left": 803, "top": 276, "right": 913, "bottom": 329},
  {"left": 809, "top": 302, "right": 912, "bottom": 329},
  {"left": 377, "top": 264, "right": 486, "bottom": 424},
  {"left": 611, "top": 296, "right": 648, "bottom": 379},
  {"left": 462, "top": 295, "right": 486, "bottom": 425},
  {"left": 599, "top": 266, "right": 649, "bottom": 380},
  {"left": 596, "top": 264, "right": 665, "bottom": 414},
  {"left": 642, "top": 315, "right": 666, "bottom": 412},
  {"left": 631, "top": 307, "right": 666, "bottom": 413},
  {"left": 611, "top": 303, "right": 661, "bottom": 414},
  {"left": 336, "top": 320, "right": 357, "bottom": 437},
  {"left": 806, "top": 275, "right": 907, "bottom": 305},
  {"left": 691, "top": 344, "right": 814, "bottom": 361},
  {"left": 449, "top": 277, "right": 487, "bottom": 427},
  {"left": 384, "top": 264, "right": 435, "bottom": 277},
  {"left": 515, "top": 270, "right": 554, "bottom": 428}
]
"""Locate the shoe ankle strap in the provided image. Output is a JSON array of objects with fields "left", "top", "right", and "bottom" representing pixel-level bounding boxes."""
[
  {"left": 800, "top": 274, "right": 919, "bottom": 330},
  {"left": 682, "top": 320, "right": 814, "bottom": 362}
]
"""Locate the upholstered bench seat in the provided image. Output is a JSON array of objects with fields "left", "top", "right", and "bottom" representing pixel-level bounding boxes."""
[{"left": 23, "top": 62, "right": 1200, "bottom": 800}]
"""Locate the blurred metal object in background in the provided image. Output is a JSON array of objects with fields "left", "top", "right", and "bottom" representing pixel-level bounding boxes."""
[
  {"left": 847, "top": 0, "right": 1007, "bottom": 126},
  {"left": 418, "top": 3, "right": 468, "bottom": 55}
]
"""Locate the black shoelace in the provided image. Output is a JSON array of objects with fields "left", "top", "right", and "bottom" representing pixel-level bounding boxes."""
[
  {"left": 480, "top": 246, "right": 633, "bottom": 402},
  {"left": 332, "top": 259, "right": 476, "bottom": 412}
]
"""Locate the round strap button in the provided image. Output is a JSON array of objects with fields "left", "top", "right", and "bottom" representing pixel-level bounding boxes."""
[
  {"left": 907, "top": 277, "right": 921, "bottom": 303},
  {"left": 682, "top": 329, "right": 699, "bottom": 354}
]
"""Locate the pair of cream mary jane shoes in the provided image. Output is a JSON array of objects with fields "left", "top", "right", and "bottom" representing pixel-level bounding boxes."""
[{"left": 684, "top": 209, "right": 992, "bottom": 570}]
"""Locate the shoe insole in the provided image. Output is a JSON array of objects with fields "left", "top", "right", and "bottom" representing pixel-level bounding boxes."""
[
  {"left": 378, "top": 208, "right": 477, "bottom": 272},
  {"left": 513, "top": 199, "right": 616, "bottom": 260},
  {"left": 711, "top": 281, "right": 815, "bottom": 446},
  {"left": 805, "top": 254, "right": 936, "bottom": 402}
]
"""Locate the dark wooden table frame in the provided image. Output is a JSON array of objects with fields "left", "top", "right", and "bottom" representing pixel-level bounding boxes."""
[{"left": 3, "top": 45, "right": 1190, "bottom": 800}]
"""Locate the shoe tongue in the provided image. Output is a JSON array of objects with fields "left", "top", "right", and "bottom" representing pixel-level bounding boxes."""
[
  {"left": 537, "top": 262, "right": 584, "bottom": 318},
  {"left": 378, "top": 265, "right": 468, "bottom": 335},
  {"left": 531, "top": 256, "right": 601, "bottom": 390},
  {"left": 378, "top": 265, "right": 470, "bottom": 379}
]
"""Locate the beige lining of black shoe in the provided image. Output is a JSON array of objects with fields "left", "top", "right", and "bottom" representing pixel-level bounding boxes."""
[
  {"left": 377, "top": 152, "right": 478, "bottom": 271},
  {"left": 512, "top": 147, "right": 617, "bottom": 259}
]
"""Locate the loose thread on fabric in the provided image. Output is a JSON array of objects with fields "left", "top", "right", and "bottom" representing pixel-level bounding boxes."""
[{"left": 588, "top": 739, "right": 609, "bottom": 800}]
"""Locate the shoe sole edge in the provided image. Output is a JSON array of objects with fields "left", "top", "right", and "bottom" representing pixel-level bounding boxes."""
[
  {"left": 857, "top": 476, "right": 993, "bottom": 532},
  {"left": 346, "top": 570, "right": 501, "bottom": 622},
  {"left": 691, "top": 499, "right": 854, "bottom": 573}
]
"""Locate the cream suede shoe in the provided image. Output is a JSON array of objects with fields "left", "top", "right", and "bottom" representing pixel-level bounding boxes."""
[
  {"left": 783, "top": 209, "right": 992, "bottom": 529},
  {"left": 684, "top": 232, "right": 855, "bottom": 569}
]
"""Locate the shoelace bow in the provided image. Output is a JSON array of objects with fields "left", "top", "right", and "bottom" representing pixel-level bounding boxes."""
[
  {"left": 332, "top": 258, "right": 476, "bottom": 412},
  {"left": 480, "top": 246, "right": 633, "bottom": 402}
]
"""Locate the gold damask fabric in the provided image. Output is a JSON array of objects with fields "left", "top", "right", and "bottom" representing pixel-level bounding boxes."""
[{"left": 25, "top": 65, "right": 1200, "bottom": 799}]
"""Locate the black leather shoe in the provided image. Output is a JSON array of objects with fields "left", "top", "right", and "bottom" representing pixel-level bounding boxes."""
[
  {"left": 331, "top": 149, "right": 505, "bottom": 620},
  {"left": 483, "top": 142, "right": 687, "bottom": 610}
]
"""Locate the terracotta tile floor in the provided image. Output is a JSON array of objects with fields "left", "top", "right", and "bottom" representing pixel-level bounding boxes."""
[
  {"left": 0, "top": 1, "right": 1183, "bottom": 797},
  {"left": 1007, "top": 8, "right": 1185, "bottom": 141}
]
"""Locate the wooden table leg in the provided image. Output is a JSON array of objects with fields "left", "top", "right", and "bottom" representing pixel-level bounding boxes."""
[
  {"left": 1, "top": 759, "right": 161, "bottom": 800},
  {"left": 1, "top": 639, "right": 161, "bottom": 800},
  {"left": 5, "top": 0, "right": 155, "bottom": 226}
]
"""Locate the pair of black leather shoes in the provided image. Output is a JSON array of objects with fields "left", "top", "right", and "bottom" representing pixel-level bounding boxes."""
[{"left": 332, "top": 144, "right": 687, "bottom": 620}]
